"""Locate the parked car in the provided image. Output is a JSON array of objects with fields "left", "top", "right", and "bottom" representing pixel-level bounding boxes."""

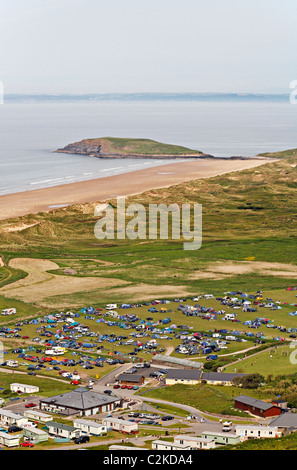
[
  {"left": 25, "top": 402, "right": 36, "bottom": 408},
  {"left": 74, "top": 435, "right": 90, "bottom": 444},
  {"left": 20, "top": 441, "right": 34, "bottom": 447},
  {"left": 8, "top": 426, "right": 22, "bottom": 433}
]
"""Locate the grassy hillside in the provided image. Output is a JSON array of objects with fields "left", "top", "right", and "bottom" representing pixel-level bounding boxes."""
[
  {"left": 258, "top": 147, "right": 297, "bottom": 159},
  {"left": 98, "top": 137, "right": 203, "bottom": 155},
  {"left": 221, "top": 431, "right": 297, "bottom": 450}
]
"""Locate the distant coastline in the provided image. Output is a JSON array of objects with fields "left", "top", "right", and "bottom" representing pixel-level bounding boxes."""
[{"left": 5, "top": 92, "right": 290, "bottom": 103}]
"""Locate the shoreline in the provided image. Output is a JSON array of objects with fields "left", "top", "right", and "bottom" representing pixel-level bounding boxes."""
[{"left": 0, "top": 157, "right": 275, "bottom": 221}]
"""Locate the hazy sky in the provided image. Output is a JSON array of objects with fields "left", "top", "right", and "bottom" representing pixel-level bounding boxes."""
[{"left": 0, "top": 0, "right": 296, "bottom": 94}]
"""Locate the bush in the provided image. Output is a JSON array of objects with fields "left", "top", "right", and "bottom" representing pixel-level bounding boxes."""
[{"left": 232, "top": 373, "right": 264, "bottom": 389}]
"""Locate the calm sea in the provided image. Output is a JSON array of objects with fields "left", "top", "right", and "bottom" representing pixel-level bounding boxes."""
[{"left": 0, "top": 100, "right": 296, "bottom": 195}]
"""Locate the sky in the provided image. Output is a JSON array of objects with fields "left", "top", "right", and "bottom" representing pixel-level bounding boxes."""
[{"left": 0, "top": 0, "right": 296, "bottom": 94}]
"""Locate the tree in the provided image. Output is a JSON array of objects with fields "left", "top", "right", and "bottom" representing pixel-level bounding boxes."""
[{"left": 232, "top": 373, "right": 264, "bottom": 389}]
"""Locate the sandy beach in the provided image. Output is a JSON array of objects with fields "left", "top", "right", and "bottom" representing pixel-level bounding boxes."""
[{"left": 0, "top": 157, "right": 274, "bottom": 220}]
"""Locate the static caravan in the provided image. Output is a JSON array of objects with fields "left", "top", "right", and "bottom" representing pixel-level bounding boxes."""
[
  {"left": 0, "top": 409, "right": 28, "bottom": 427},
  {"left": 0, "top": 431, "right": 21, "bottom": 447},
  {"left": 23, "top": 409, "right": 52, "bottom": 423},
  {"left": 174, "top": 435, "right": 215, "bottom": 450},
  {"left": 46, "top": 421, "right": 81, "bottom": 440},
  {"left": 23, "top": 426, "right": 49, "bottom": 443},
  {"left": 201, "top": 431, "right": 241, "bottom": 446},
  {"left": 152, "top": 440, "right": 192, "bottom": 450},
  {"left": 10, "top": 383, "right": 39, "bottom": 394},
  {"left": 103, "top": 417, "right": 138, "bottom": 434},
  {"left": 73, "top": 418, "right": 107, "bottom": 436},
  {"left": 235, "top": 425, "right": 282, "bottom": 440}
]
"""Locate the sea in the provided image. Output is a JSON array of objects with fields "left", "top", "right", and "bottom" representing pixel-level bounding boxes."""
[{"left": 0, "top": 96, "right": 296, "bottom": 196}]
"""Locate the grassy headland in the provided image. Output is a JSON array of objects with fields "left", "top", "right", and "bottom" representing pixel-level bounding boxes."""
[{"left": 55, "top": 136, "right": 206, "bottom": 158}]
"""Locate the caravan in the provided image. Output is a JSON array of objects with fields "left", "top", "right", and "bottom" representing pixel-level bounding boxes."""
[
  {"left": 223, "top": 313, "right": 237, "bottom": 321},
  {"left": 222, "top": 421, "right": 232, "bottom": 432},
  {"left": 6, "top": 360, "right": 18, "bottom": 368},
  {"left": 106, "top": 304, "right": 117, "bottom": 310},
  {"left": 45, "top": 347, "right": 67, "bottom": 356},
  {"left": 1, "top": 308, "right": 16, "bottom": 316}
]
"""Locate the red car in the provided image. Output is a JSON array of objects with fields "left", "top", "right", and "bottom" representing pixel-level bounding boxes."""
[
  {"left": 25, "top": 403, "right": 36, "bottom": 408},
  {"left": 20, "top": 441, "right": 34, "bottom": 447},
  {"left": 71, "top": 380, "right": 80, "bottom": 385}
]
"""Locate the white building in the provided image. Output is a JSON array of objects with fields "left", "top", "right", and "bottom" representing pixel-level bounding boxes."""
[
  {"left": 23, "top": 409, "right": 52, "bottom": 423},
  {"left": 174, "top": 434, "right": 215, "bottom": 450},
  {"left": 103, "top": 417, "right": 138, "bottom": 434},
  {"left": 46, "top": 421, "right": 81, "bottom": 439},
  {"left": 0, "top": 431, "right": 21, "bottom": 447},
  {"left": 39, "top": 387, "right": 121, "bottom": 416},
  {"left": 73, "top": 418, "right": 107, "bottom": 436},
  {"left": 23, "top": 426, "right": 49, "bottom": 443},
  {"left": 10, "top": 383, "right": 39, "bottom": 394},
  {"left": 152, "top": 439, "right": 192, "bottom": 450},
  {"left": 235, "top": 424, "right": 282, "bottom": 440},
  {"left": 0, "top": 409, "right": 28, "bottom": 427}
]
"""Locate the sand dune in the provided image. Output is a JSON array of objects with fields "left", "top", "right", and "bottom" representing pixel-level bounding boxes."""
[
  {"left": 0, "top": 158, "right": 274, "bottom": 221},
  {"left": 0, "top": 257, "right": 128, "bottom": 307}
]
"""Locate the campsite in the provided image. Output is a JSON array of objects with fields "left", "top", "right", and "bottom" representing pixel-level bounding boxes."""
[{"left": 1, "top": 286, "right": 297, "bottom": 385}]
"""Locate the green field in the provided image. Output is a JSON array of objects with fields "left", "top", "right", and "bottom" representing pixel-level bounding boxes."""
[
  {"left": 224, "top": 344, "right": 297, "bottom": 376},
  {"left": 140, "top": 383, "right": 265, "bottom": 417}
]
